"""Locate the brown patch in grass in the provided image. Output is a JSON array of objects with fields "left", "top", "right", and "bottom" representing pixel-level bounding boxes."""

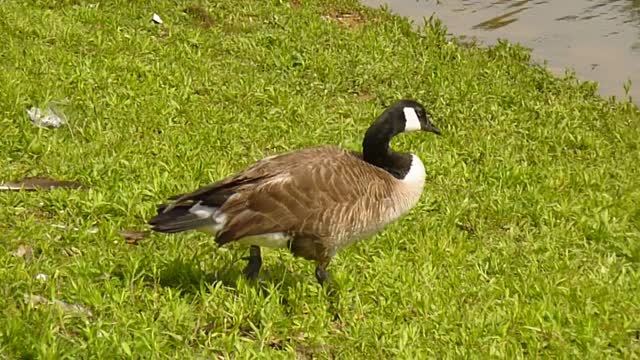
[
  {"left": 222, "top": 15, "right": 259, "bottom": 34},
  {"left": 263, "top": 332, "right": 332, "bottom": 359},
  {"left": 356, "top": 91, "right": 375, "bottom": 102},
  {"left": 0, "top": 177, "right": 84, "bottom": 191},
  {"left": 157, "top": 28, "right": 170, "bottom": 39},
  {"left": 291, "top": 0, "right": 301, "bottom": 9},
  {"left": 184, "top": 4, "right": 215, "bottom": 29},
  {"left": 456, "top": 221, "right": 476, "bottom": 235},
  {"left": 322, "top": 11, "right": 365, "bottom": 27},
  {"left": 13, "top": 245, "right": 34, "bottom": 262},
  {"left": 62, "top": 247, "right": 82, "bottom": 257},
  {"left": 120, "top": 229, "right": 149, "bottom": 245},
  {"left": 24, "top": 294, "right": 93, "bottom": 318}
]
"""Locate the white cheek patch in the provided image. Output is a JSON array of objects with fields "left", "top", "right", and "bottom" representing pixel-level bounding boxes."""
[{"left": 403, "top": 107, "right": 422, "bottom": 132}]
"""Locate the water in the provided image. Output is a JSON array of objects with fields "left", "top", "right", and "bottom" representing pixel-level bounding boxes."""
[{"left": 361, "top": 0, "right": 640, "bottom": 103}]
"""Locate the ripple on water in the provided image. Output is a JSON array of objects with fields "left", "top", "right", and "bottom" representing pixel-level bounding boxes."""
[{"left": 361, "top": 0, "right": 640, "bottom": 104}]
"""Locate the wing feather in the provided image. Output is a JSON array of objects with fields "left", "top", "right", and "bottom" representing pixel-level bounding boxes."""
[{"left": 214, "top": 147, "right": 397, "bottom": 244}]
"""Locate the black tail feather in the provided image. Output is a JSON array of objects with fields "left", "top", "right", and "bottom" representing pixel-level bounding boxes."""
[
  {"left": 148, "top": 205, "right": 213, "bottom": 234},
  {"left": 150, "top": 177, "right": 259, "bottom": 234}
]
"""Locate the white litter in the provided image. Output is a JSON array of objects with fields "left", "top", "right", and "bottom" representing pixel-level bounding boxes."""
[
  {"left": 26, "top": 106, "right": 66, "bottom": 128},
  {"left": 24, "top": 294, "right": 94, "bottom": 318},
  {"left": 35, "top": 273, "right": 48, "bottom": 281},
  {"left": 152, "top": 13, "right": 163, "bottom": 24}
]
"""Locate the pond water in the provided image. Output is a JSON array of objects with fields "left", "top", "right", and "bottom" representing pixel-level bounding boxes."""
[{"left": 362, "top": 0, "right": 640, "bottom": 104}]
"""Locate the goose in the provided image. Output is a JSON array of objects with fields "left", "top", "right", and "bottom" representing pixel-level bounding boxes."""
[{"left": 148, "top": 100, "right": 441, "bottom": 285}]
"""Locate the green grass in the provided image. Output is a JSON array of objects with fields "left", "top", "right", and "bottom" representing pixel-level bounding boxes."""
[{"left": 1, "top": 0, "right": 639, "bottom": 358}]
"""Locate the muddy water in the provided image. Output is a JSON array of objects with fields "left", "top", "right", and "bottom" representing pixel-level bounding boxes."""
[{"left": 362, "top": 0, "right": 640, "bottom": 104}]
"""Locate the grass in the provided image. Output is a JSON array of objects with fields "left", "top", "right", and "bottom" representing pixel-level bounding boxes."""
[{"left": 1, "top": 0, "right": 639, "bottom": 358}]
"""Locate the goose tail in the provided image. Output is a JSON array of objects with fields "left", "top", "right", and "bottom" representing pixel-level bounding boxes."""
[{"left": 148, "top": 204, "right": 216, "bottom": 234}]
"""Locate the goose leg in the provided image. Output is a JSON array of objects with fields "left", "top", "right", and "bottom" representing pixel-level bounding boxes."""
[
  {"left": 314, "top": 261, "right": 330, "bottom": 285},
  {"left": 242, "top": 246, "right": 262, "bottom": 280}
]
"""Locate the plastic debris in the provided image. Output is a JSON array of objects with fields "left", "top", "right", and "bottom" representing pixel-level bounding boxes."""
[
  {"left": 26, "top": 106, "right": 66, "bottom": 128},
  {"left": 24, "top": 294, "right": 94, "bottom": 318},
  {"left": 152, "top": 13, "right": 163, "bottom": 24}
]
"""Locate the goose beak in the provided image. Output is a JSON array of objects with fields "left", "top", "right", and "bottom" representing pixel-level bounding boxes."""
[{"left": 423, "top": 123, "right": 442, "bottom": 135}]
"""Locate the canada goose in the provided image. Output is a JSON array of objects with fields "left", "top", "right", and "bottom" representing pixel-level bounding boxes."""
[{"left": 148, "top": 100, "right": 441, "bottom": 284}]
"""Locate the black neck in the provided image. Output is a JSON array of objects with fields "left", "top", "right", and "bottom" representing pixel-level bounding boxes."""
[{"left": 362, "top": 113, "right": 412, "bottom": 179}]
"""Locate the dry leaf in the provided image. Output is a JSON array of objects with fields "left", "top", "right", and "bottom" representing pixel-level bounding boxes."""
[
  {"left": 296, "top": 344, "right": 330, "bottom": 359},
  {"left": 120, "top": 229, "right": 149, "bottom": 245},
  {"left": 268, "top": 337, "right": 285, "bottom": 350},
  {"left": 62, "top": 247, "right": 82, "bottom": 257},
  {"left": 13, "top": 245, "right": 34, "bottom": 261},
  {"left": 0, "top": 177, "right": 84, "bottom": 191},
  {"left": 322, "top": 11, "right": 364, "bottom": 27}
]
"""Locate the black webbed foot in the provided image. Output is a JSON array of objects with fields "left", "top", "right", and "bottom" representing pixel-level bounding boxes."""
[
  {"left": 242, "top": 246, "right": 262, "bottom": 281},
  {"left": 315, "top": 264, "right": 330, "bottom": 285}
]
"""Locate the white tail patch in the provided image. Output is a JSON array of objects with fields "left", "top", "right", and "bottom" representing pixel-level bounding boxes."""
[
  {"left": 189, "top": 203, "right": 217, "bottom": 218},
  {"left": 403, "top": 107, "right": 421, "bottom": 132},
  {"left": 190, "top": 202, "right": 227, "bottom": 235}
]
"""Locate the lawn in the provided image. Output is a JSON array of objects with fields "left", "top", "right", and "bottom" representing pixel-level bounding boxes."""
[{"left": 1, "top": 0, "right": 639, "bottom": 358}]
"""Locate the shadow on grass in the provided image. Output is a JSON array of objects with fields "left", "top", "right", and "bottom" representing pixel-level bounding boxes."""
[
  {"left": 156, "top": 258, "right": 220, "bottom": 292},
  {"left": 153, "top": 257, "right": 320, "bottom": 297},
  {"left": 108, "top": 255, "right": 347, "bottom": 324},
  {"left": 155, "top": 258, "right": 346, "bottom": 320}
]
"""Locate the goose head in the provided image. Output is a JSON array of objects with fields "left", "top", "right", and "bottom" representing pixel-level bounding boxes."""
[
  {"left": 391, "top": 99, "right": 441, "bottom": 135},
  {"left": 363, "top": 100, "right": 441, "bottom": 150},
  {"left": 362, "top": 99, "right": 441, "bottom": 169}
]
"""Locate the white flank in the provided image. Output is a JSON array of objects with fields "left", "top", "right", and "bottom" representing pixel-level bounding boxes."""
[
  {"left": 403, "top": 107, "right": 421, "bottom": 132},
  {"left": 237, "top": 232, "right": 290, "bottom": 249}
]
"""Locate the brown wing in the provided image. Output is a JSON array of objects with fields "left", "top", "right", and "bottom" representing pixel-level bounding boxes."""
[
  {"left": 159, "top": 146, "right": 338, "bottom": 212},
  {"left": 215, "top": 147, "right": 397, "bottom": 244}
]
